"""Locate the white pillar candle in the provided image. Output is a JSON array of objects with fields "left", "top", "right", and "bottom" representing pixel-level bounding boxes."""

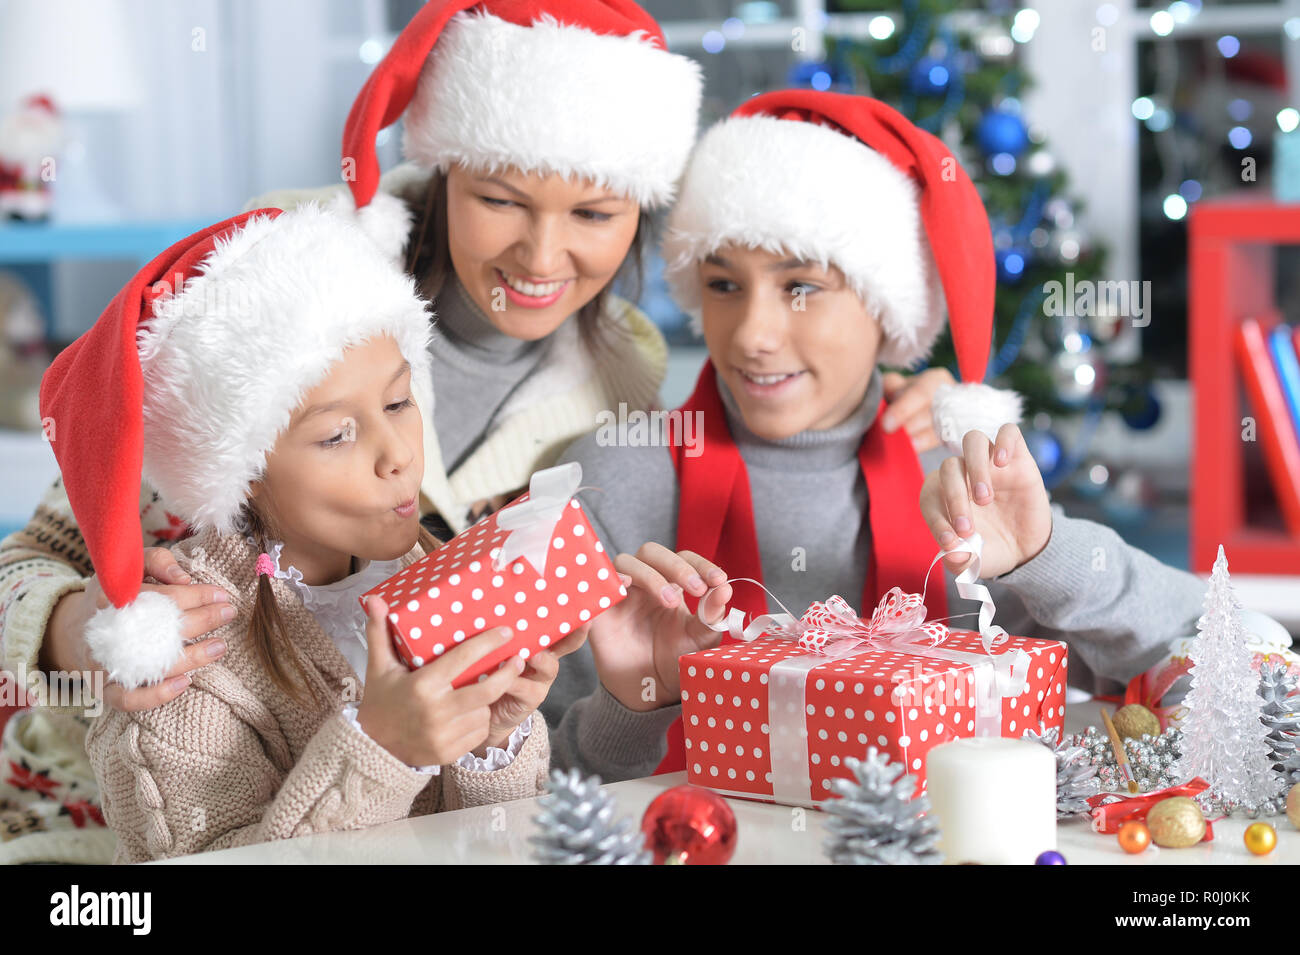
[{"left": 925, "top": 738, "right": 1056, "bottom": 865}]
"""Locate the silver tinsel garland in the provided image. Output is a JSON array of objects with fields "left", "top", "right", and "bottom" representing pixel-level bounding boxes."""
[
  {"left": 823, "top": 747, "right": 942, "bottom": 865},
  {"left": 1067, "top": 724, "right": 1184, "bottom": 796},
  {"left": 1025, "top": 727, "right": 1100, "bottom": 817},
  {"left": 529, "top": 768, "right": 651, "bottom": 865}
]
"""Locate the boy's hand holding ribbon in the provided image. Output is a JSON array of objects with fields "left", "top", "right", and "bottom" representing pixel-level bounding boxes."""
[
  {"left": 587, "top": 545, "right": 732, "bottom": 713},
  {"left": 921, "top": 422, "right": 1054, "bottom": 580}
]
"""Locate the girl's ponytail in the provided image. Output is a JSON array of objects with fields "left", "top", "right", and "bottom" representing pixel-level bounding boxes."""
[{"left": 242, "top": 504, "right": 323, "bottom": 707}]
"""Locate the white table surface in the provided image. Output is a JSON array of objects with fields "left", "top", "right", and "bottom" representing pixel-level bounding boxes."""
[{"left": 154, "top": 699, "right": 1298, "bottom": 865}]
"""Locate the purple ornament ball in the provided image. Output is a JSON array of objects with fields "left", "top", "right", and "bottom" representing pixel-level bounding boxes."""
[{"left": 1035, "top": 850, "right": 1067, "bottom": 865}]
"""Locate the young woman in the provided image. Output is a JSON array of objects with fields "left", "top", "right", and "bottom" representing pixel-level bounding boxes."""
[
  {"left": 2, "top": 1, "right": 702, "bottom": 710},
  {"left": 548, "top": 90, "right": 1211, "bottom": 781}
]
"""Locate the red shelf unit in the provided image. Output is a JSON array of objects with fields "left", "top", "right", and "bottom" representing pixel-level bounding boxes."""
[{"left": 1189, "top": 199, "right": 1300, "bottom": 575}]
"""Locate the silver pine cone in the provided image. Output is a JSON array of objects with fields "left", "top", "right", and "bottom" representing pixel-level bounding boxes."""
[
  {"left": 1259, "top": 661, "right": 1300, "bottom": 788},
  {"left": 823, "top": 747, "right": 942, "bottom": 865},
  {"left": 530, "top": 768, "right": 651, "bottom": 865},
  {"left": 1026, "top": 727, "right": 1101, "bottom": 817}
]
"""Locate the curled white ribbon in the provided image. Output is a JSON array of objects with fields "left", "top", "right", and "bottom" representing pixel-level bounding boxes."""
[{"left": 492, "top": 462, "right": 582, "bottom": 575}]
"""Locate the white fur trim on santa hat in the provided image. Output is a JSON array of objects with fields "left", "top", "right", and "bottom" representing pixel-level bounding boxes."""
[
  {"left": 932, "top": 382, "right": 1024, "bottom": 453},
  {"left": 333, "top": 191, "right": 414, "bottom": 267},
  {"left": 403, "top": 11, "right": 702, "bottom": 208},
  {"left": 661, "top": 114, "right": 945, "bottom": 369},
  {"left": 84, "top": 591, "right": 186, "bottom": 690},
  {"left": 136, "top": 201, "right": 433, "bottom": 536}
]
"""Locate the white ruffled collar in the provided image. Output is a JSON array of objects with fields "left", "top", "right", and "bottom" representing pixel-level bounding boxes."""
[{"left": 258, "top": 540, "right": 404, "bottom": 648}]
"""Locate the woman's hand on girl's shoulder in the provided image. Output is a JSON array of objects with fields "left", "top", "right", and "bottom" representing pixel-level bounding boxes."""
[
  {"left": 45, "top": 545, "right": 233, "bottom": 713},
  {"left": 585, "top": 544, "right": 732, "bottom": 712}
]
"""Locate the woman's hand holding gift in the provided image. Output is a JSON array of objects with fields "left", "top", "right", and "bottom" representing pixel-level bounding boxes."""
[
  {"left": 920, "top": 423, "right": 1053, "bottom": 579},
  {"left": 586, "top": 543, "right": 733, "bottom": 712}
]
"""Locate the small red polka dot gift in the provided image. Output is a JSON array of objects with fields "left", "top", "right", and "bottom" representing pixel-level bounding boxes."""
[
  {"left": 361, "top": 463, "right": 626, "bottom": 687},
  {"left": 677, "top": 535, "right": 1068, "bottom": 807}
]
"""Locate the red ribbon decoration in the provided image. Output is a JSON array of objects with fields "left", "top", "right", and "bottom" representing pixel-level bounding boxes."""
[
  {"left": 1085, "top": 778, "right": 1216, "bottom": 840},
  {"left": 1094, "top": 657, "right": 1194, "bottom": 732}
]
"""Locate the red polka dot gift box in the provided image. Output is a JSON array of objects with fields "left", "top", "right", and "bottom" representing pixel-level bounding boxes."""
[
  {"left": 361, "top": 464, "right": 626, "bottom": 688},
  {"left": 677, "top": 591, "right": 1068, "bottom": 808}
]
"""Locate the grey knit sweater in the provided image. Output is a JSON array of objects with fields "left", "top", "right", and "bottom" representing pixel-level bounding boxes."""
[{"left": 543, "top": 369, "right": 1207, "bottom": 781}]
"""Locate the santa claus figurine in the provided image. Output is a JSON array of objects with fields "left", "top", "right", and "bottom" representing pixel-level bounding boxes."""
[{"left": 0, "top": 95, "right": 62, "bottom": 221}]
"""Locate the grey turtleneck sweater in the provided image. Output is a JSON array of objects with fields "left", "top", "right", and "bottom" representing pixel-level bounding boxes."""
[
  {"left": 427, "top": 276, "right": 562, "bottom": 476},
  {"left": 543, "top": 368, "right": 1207, "bottom": 781}
]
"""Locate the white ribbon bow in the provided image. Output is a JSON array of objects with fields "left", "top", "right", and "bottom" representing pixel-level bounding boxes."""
[{"left": 491, "top": 462, "right": 582, "bottom": 575}]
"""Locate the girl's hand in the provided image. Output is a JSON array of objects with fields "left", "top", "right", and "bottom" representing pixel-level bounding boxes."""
[
  {"left": 881, "top": 367, "right": 956, "bottom": 453},
  {"left": 42, "top": 546, "right": 232, "bottom": 711},
  {"left": 478, "top": 628, "right": 588, "bottom": 753},
  {"left": 586, "top": 544, "right": 732, "bottom": 712},
  {"left": 356, "top": 596, "right": 523, "bottom": 767},
  {"left": 919, "top": 423, "right": 1053, "bottom": 580}
]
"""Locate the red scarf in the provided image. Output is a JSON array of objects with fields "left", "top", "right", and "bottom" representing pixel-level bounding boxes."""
[{"left": 655, "top": 363, "right": 945, "bottom": 775}]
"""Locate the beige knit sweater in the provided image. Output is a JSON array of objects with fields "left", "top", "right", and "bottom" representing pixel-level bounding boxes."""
[{"left": 84, "top": 527, "right": 551, "bottom": 864}]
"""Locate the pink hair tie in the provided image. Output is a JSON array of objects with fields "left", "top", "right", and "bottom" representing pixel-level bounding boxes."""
[{"left": 255, "top": 552, "right": 276, "bottom": 578}]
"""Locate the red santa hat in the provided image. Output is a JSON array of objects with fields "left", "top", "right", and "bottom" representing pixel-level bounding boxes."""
[
  {"left": 39, "top": 196, "right": 432, "bottom": 689},
  {"left": 662, "top": 89, "right": 1021, "bottom": 448},
  {"left": 342, "top": 0, "right": 702, "bottom": 213}
]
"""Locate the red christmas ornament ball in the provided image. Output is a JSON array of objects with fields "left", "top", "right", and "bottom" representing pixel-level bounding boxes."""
[{"left": 641, "top": 785, "right": 738, "bottom": 865}]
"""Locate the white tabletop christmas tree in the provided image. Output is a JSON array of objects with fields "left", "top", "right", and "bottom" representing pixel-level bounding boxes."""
[{"left": 1173, "top": 546, "right": 1284, "bottom": 811}]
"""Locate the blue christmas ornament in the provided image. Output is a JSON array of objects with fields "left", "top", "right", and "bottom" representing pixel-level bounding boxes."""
[
  {"left": 1024, "top": 429, "right": 1062, "bottom": 481},
  {"left": 996, "top": 247, "right": 1029, "bottom": 283},
  {"left": 977, "top": 109, "right": 1029, "bottom": 158},
  {"left": 908, "top": 56, "right": 952, "bottom": 96},
  {"left": 787, "top": 60, "right": 848, "bottom": 92},
  {"left": 1120, "top": 383, "right": 1162, "bottom": 431},
  {"left": 1035, "top": 850, "right": 1067, "bottom": 865}
]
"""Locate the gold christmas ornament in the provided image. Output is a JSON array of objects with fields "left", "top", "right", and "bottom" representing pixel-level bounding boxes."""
[
  {"left": 1243, "top": 822, "right": 1277, "bottom": 856},
  {"left": 1111, "top": 704, "right": 1161, "bottom": 740},
  {"left": 1286, "top": 783, "right": 1298, "bottom": 830},
  {"left": 1146, "top": 796, "right": 1206, "bottom": 848}
]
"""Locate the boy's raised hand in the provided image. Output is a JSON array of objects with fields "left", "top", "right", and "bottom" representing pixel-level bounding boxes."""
[
  {"left": 919, "top": 423, "right": 1053, "bottom": 580},
  {"left": 586, "top": 543, "right": 732, "bottom": 713}
]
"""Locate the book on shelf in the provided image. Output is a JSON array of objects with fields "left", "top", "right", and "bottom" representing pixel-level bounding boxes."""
[{"left": 1235, "top": 315, "right": 1300, "bottom": 536}]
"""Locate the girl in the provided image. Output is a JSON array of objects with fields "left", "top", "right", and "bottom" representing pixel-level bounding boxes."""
[
  {"left": 40, "top": 203, "right": 568, "bottom": 862},
  {"left": 548, "top": 90, "right": 1213, "bottom": 781}
]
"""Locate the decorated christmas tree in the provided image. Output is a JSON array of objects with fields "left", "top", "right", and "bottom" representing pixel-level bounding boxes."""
[
  {"left": 817, "top": 0, "right": 1161, "bottom": 487},
  {"left": 1173, "top": 547, "right": 1283, "bottom": 810}
]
